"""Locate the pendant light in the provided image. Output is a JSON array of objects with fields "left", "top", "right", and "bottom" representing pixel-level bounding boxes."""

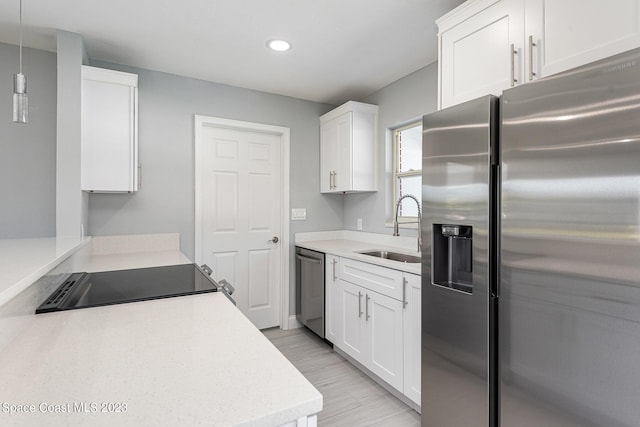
[{"left": 13, "top": 0, "right": 27, "bottom": 124}]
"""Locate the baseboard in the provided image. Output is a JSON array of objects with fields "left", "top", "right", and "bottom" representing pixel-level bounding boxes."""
[
  {"left": 334, "top": 346, "right": 421, "bottom": 414},
  {"left": 285, "top": 315, "right": 302, "bottom": 330}
]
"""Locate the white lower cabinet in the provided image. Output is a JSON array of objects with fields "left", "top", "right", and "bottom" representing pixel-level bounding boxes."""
[
  {"left": 402, "top": 273, "right": 422, "bottom": 406},
  {"left": 328, "top": 256, "right": 418, "bottom": 400},
  {"left": 338, "top": 280, "right": 367, "bottom": 362},
  {"left": 338, "top": 280, "right": 404, "bottom": 392},
  {"left": 366, "top": 288, "right": 404, "bottom": 391},
  {"left": 324, "top": 254, "right": 341, "bottom": 345}
]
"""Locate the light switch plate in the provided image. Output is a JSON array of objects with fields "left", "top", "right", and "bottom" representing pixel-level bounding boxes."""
[{"left": 291, "top": 208, "right": 307, "bottom": 220}]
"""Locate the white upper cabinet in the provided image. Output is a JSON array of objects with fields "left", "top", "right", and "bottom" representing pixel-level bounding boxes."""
[
  {"left": 81, "top": 66, "right": 139, "bottom": 193},
  {"left": 320, "top": 101, "right": 378, "bottom": 194},
  {"left": 438, "top": 0, "right": 640, "bottom": 108},
  {"left": 525, "top": 0, "right": 640, "bottom": 80},
  {"left": 438, "top": 0, "right": 523, "bottom": 109}
]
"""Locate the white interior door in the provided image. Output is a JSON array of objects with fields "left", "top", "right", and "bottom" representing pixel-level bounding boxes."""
[{"left": 196, "top": 121, "right": 284, "bottom": 329}]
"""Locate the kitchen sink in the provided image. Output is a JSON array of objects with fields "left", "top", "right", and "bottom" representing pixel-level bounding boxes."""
[{"left": 358, "top": 250, "right": 421, "bottom": 264}]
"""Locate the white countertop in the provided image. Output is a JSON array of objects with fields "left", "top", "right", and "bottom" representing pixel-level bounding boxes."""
[
  {"left": 0, "top": 233, "right": 322, "bottom": 426},
  {"left": 0, "top": 292, "right": 322, "bottom": 426},
  {"left": 295, "top": 231, "right": 421, "bottom": 275},
  {"left": 0, "top": 236, "right": 90, "bottom": 306}
]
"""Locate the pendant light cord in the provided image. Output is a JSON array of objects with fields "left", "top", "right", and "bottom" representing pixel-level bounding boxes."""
[{"left": 19, "top": 0, "right": 23, "bottom": 74}]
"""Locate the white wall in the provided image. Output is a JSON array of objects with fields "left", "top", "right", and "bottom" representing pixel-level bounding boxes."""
[
  {"left": 345, "top": 63, "right": 439, "bottom": 237},
  {"left": 0, "top": 42, "right": 57, "bottom": 238}
]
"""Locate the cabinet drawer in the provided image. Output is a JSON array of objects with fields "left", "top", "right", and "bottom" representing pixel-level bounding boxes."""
[{"left": 339, "top": 258, "right": 403, "bottom": 301}]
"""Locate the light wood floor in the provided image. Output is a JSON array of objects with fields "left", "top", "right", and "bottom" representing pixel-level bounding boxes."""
[{"left": 263, "top": 327, "right": 421, "bottom": 427}]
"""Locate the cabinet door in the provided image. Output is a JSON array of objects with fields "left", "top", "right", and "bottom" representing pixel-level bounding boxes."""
[
  {"left": 440, "top": 0, "right": 523, "bottom": 108},
  {"left": 81, "top": 66, "right": 138, "bottom": 193},
  {"left": 525, "top": 0, "right": 640, "bottom": 80},
  {"left": 366, "top": 290, "right": 404, "bottom": 392},
  {"left": 320, "top": 111, "right": 352, "bottom": 193},
  {"left": 334, "top": 111, "right": 352, "bottom": 192},
  {"left": 338, "top": 280, "right": 366, "bottom": 365},
  {"left": 325, "top": 255, "right": 341, "bottom": 345},
  {"left": 403, "top": 273, "right": 422, "bottom": 407},
  {"left": 320, "top": 118, "right": 338, "bottom": 193}
]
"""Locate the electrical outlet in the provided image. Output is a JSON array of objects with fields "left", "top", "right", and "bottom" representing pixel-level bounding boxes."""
[
  {"left": 291, "top": 208, "right": 307, "bottom": 220},
  {"left": 357, "top": 218, "right": 363, "bottom": 230}
]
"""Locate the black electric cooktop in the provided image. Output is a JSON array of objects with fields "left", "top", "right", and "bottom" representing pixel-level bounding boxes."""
[{"left": 36, "top": 263, "right": 218, "bottom": 314}]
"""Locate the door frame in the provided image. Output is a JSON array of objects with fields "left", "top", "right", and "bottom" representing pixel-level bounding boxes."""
[{"left": 194, "top": 114, "right": 290, "bottom": 330}]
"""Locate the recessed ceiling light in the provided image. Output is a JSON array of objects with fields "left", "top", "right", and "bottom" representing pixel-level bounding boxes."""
[{"left": 267, "top": 39, "right": 291, "bottom": 52}]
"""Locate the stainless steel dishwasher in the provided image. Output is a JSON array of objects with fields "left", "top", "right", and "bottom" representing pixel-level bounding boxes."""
[{"left": 295, "top": 247, "right": 325, "bottom": 338}]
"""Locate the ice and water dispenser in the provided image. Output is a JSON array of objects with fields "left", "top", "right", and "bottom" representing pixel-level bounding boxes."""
[{"left": 432, "top": 224, "right": 473, "bottom": 294}]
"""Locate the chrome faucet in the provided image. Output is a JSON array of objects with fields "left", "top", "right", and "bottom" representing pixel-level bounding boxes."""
[{"left": 393, "top": 194, "right": 421, "bottom": 253}]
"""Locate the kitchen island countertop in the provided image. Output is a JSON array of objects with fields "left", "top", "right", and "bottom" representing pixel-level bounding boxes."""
[
  {"left": 0, "top": 233, "right": 321, "bottom": 426},
  {"left": 0, "top": 291, "right": 322, "bottom": 426}
]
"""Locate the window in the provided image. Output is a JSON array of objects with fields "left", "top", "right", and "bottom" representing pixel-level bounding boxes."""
[{"left": 393, "top": 122, "right": 422, "bottom": 220}]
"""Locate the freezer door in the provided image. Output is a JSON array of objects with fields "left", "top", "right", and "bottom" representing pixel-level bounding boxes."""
[
  {"left": 500, "top": 48, "right": 640, "bottom": 427},
  {"left": 421, "top": 95, "right": 497, "bottom": 427}
]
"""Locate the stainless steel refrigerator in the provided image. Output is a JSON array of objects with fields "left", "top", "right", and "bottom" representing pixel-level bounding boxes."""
[{"left": 421, "top": 48, "right": 640, "bottom": 427}]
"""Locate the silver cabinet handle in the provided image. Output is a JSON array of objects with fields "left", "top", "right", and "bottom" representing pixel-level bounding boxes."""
[
  {"left": 358, "top": 291, "right": 363, "bottom": 318},
  {"left": 332, "top": 259, "right": 337, "bottom": 281},
  {"left": 329, "top": 171, "right": 333, "bottom": 189},
  {"left": 510, "top": 43, "right": 518, "bottom": 87},
  {"left": 333, "top": 171, "right": 337, "bottom": 189},
  {"left": 402, "top": 277, "right": 408, "bottom": 308},
  {"left": 528, "top": 35, "right": 537, "bottom": 81},
  {"left": 366, "top": 294, "right": 371, "bottom": 321}
]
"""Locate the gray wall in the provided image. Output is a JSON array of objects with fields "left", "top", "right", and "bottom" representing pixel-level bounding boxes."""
[
  {"left": 56, "top": 30, "right": 89, "bottom": 238},
  {"left": 86, "top": 61, "right": 342, "bottom": 312},
  {"left": 345, "top": 63, "right": 439, "bottom": 237},
  {"left": 0, "top": 42, "right": 57, "bottom": 238},
  {"left": 0, "top": 38, "right": 435, "bottom": 314},
  {"left": 87, "top": 60, "right": 341, "bottom": 256}
]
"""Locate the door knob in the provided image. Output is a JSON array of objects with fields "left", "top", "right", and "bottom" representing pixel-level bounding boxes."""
[{"left": 269, "top": 236, "right": 279, "bottom": 243}]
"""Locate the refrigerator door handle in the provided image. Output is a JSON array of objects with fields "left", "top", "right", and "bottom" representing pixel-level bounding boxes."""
[
  {"left": 510, "top": 44, "right": 518, "bottom": 87},
  {"left": 490, "top": 163, "right": 501, "bottom": 298}
]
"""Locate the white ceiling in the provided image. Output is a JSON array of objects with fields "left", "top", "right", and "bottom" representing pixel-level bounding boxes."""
[{"left": 0, "top": 0, "right": 465, "bottom": 105}]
